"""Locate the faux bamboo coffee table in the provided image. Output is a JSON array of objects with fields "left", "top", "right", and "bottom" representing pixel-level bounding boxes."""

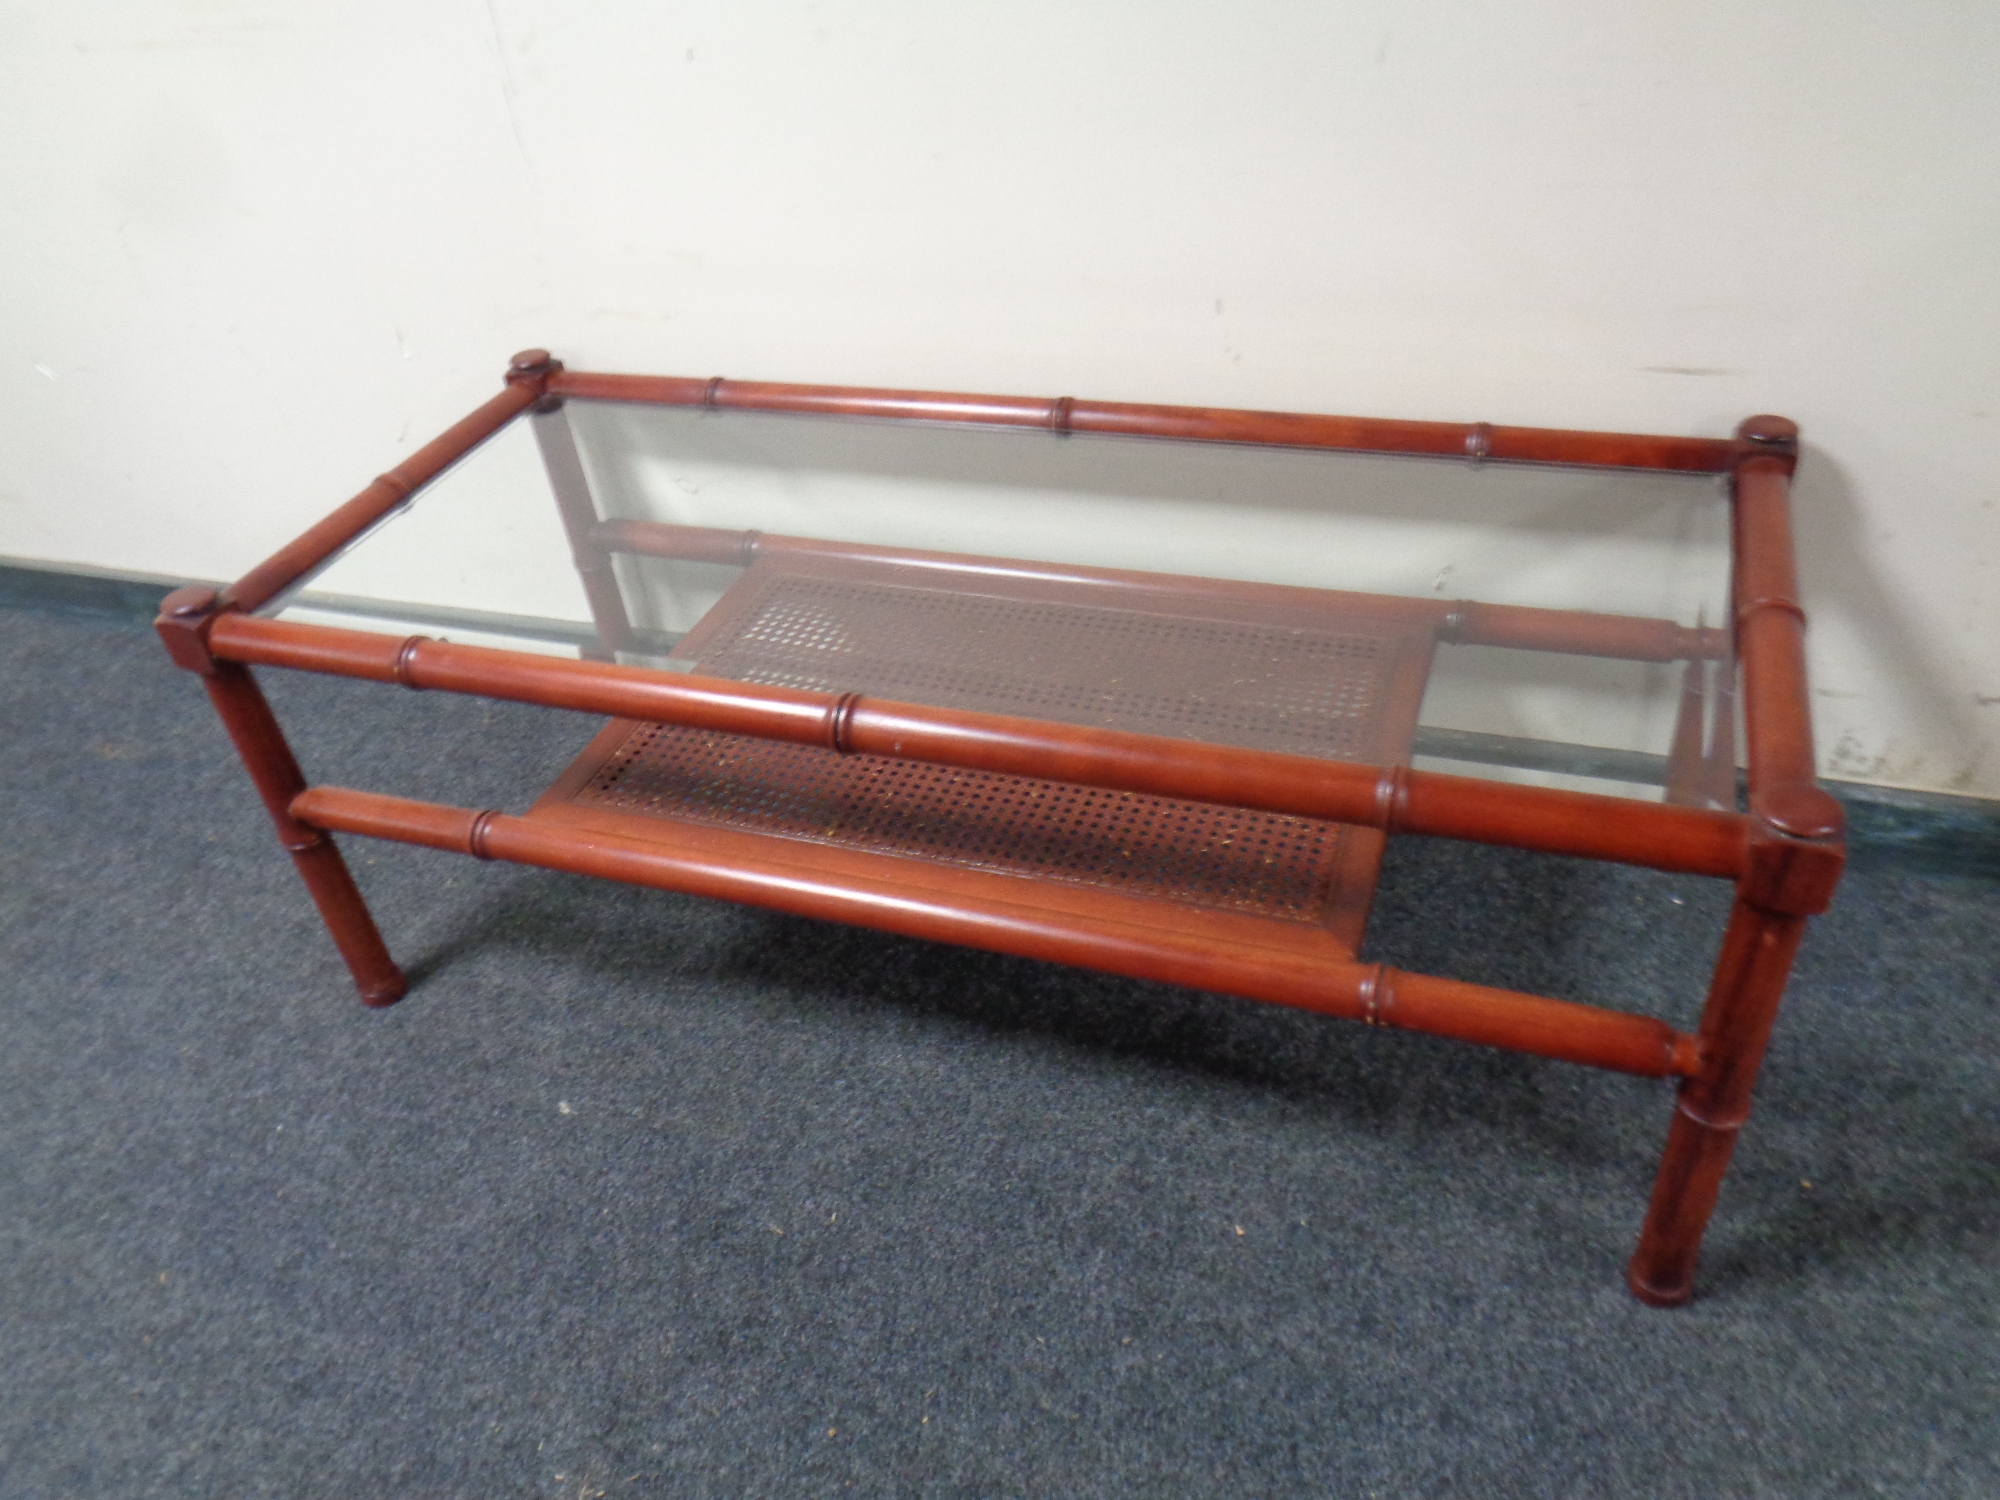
[{"left": 156, "top": 350, "right": 1843, "bottom": 1305}]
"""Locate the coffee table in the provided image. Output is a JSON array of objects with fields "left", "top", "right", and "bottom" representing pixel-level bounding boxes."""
[{"left": 155, "top": 350, "right": 1844, "bottom": 1305}]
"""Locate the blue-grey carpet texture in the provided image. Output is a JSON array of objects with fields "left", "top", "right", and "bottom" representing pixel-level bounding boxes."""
[{"left": 3, "top": 606, "right": 1994, "bottom": 1497}]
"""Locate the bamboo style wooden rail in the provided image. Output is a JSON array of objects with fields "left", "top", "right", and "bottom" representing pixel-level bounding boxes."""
[
  {"left": 205, "top": 612, "right": 1751, "bottom": 881},
  {"left": 546, "top": 368, "right": 1740, "bottom": 473},
  {"left": 156, "top": 350, "right": 1844, "bottom": 1307},
  {"left": 285, "top": 783, "right": 1699, "bottom": 1080}
]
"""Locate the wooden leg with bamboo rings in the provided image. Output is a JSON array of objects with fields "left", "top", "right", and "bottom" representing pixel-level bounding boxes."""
[
  {"left": 1626, "top": 897, "right": 1805, "bottom": 1304},
  {"left": 159, "top": 586, "right": 407, "bottom": 1006},
  {"left": 1627, "top": 784, "right": 1844, "bottom": 1305}
]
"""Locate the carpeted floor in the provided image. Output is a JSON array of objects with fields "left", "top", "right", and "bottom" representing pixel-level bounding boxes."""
[{"left": 3, "top": 604, "right": 1994, "bottom": 1497}]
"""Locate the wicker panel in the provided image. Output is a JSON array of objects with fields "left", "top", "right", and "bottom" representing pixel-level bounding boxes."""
[
  {"left": 573, "top": 722, "right": 1348, "bottom": 924},
  {"left": 683, "top": 572, "right": 1403, "bottom": 761}
]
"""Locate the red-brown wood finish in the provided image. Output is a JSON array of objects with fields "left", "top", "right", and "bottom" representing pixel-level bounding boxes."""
[
  {"left": 287, "top": 783, "right": 1700, "bottom": 1079},
  {"left": 206, "top": 612, "right": 1751, "bottom": 881},
  {"left": 158, "top": 353, "right": 1846, "bottom": 1306},
  {"left": 653, "top": 539, "right": 1440, "bottom": 960},
  {"left": 1627, "top": 898, "right": 1809, "bottom": 1304},
  {"left": 157, "top": 586, "right": 405, "bottom": 1006},
  {"left": 546, "top": 370, "right": 1738, "bottom": 472},
  {"left": 1731, "top": 423, "right": 1818, "bottom": 797},
  {"left": 531, "top": 719, "right": 1390, "bottom": 961},
  {"left": 1626, "top": 419, "right": 1844, "bottom": 1304}
]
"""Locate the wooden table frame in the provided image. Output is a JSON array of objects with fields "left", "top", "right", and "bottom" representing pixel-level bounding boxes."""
[{"left": 156, "top": 350, "right": 1844, "bottom": 1306}]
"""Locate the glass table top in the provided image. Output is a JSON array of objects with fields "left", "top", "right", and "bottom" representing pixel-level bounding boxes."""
[{"left": 262, "top": 397, "right": 1738, "bottom": 805}]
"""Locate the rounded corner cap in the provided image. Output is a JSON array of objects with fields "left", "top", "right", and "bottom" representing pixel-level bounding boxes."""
[
  {"left": 1756, "top": 784, "right": 1844, "bottom": 840},
  {"left": 1737, "top": 414, "right": 1799, "bottom": 446},
  {"left": 161, "top": 583, "right": 220, "bottom": 620},
  {"left": 506, "top": 348, "right": 561, "bottom": 389}
]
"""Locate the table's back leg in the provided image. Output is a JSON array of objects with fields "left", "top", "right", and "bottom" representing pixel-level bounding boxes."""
[
  {"left": 533, "top": 400, "right": 637, "bottom": 662},
  {"left": 160, "top": 587, "right": 406, "bottom": 1006},
  {"left": 1700, "top": 658, "right": 1740, "bottom": 810},
  {"left": 1663, "top": 658, "right": 1710, "bottom": 806}
]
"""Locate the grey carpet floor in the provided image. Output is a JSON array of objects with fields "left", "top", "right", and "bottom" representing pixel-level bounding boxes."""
[{"left": 2, "top": 606, "right": 1994, "bottom": 1498}]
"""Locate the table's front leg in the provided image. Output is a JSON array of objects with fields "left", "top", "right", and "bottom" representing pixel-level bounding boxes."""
[
  {"left": 1627, "top": 785, "right": 1844, "bottom": 1304},
  {"left": 1626, "top": 895, "right": 1807, "bottom": 1304},
  {"left": 160, "top": 587, "right": 406, "bottom": 1006}
]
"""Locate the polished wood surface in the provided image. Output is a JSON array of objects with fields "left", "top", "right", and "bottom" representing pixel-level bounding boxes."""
[
  {"left": 160, "top": 584, "right": 405, "bottom": 1005},
  {"left": 547, "top": 370, "right": 1738, "bottom": 472},
  {"left": 206, "top": 611, "right": 1752, "bottom": 881},
  {"left": 1627, "top": 898, "right": 1810, "bottom": 1304},
  {"left": 155, "top": 351, "right": 1845, "bottom": 1305},
  {"left": 1732, "top": 437, "right": 1819, "bottom": 797},
  {"left": 1626, "top": 422, "right": 1842, "bottom": 1303},
  {"left": 288, "top": 783, "right": 1700, "bottom": 1079}
]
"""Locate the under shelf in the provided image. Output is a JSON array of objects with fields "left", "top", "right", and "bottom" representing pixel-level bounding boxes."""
[{"left": 532, "top": 551, "right": 1440, "bottom": 955}]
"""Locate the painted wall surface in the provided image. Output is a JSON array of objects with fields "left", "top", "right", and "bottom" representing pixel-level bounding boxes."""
[{"left": 1, "top": 1, "right": 1995, "bottom": 794}]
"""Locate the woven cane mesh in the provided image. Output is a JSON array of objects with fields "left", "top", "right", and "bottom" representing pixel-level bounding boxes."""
[
  {"left": 574, "top": 722, "right": 1346, "bottom": 922},
  {"left": 686, "top": 574, "right": 1397, "bottom": 760}
]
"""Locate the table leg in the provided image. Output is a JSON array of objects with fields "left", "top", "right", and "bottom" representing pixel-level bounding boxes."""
[
  {"left": 1663, "top": 658, "right": 1710, "bottom": 806},
  {"left": 533, "top": 403, "right": 636, "bottom": 662},
  {"left": 202, "top": 661, "right": 407, "bottom": 1006},
  {"left": 1626, "top": 895, "right": 1806, "bottom": 1304}
]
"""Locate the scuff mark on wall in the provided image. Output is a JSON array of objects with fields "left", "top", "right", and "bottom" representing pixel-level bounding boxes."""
[
  {"left": 1826, "top": 729, "right": 1890, "bottom": 779},
  {"left": 1214, "top": 297, "right": 1242, "bottom": 368},
  {"left": 482, "top": 0, "right": 535, "bottom": 174}
]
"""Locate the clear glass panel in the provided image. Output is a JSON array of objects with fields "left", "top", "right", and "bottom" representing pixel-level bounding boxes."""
[
  {"left": 268, "top": 398, "right": 1736, "bottom": 805},
  {"left": 271, "top": 418, "right": 596, "bottom": 658}
]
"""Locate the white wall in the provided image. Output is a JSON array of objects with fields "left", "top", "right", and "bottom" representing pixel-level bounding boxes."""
[{"left": 2, "top": 0, "right": 1995, "bottom": 795}]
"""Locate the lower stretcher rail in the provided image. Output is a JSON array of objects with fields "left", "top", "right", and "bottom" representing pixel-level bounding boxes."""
[{"left": 288, "top": 782, "right": 1701, "bottom": 1080}]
